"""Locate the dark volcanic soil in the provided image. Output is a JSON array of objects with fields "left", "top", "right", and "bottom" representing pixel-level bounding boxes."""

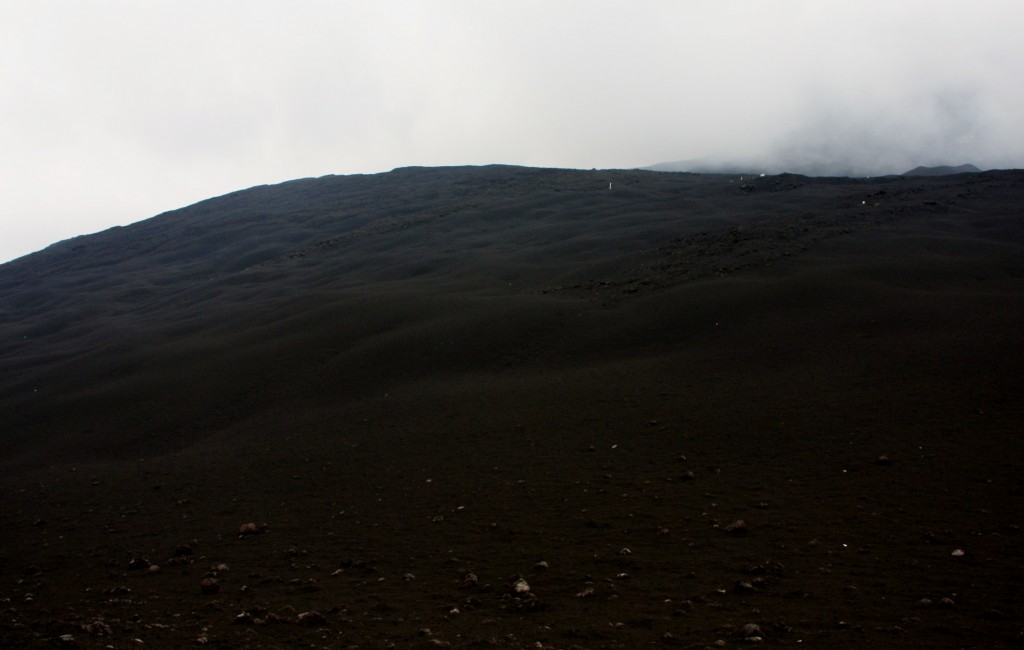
[{"left": 1, "top": 166, "right": 1022, "bottom": 649}]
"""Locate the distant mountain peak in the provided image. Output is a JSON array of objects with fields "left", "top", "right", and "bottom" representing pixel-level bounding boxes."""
[{"left": 902, "top": 163, "right": 981, "bottom": 176}]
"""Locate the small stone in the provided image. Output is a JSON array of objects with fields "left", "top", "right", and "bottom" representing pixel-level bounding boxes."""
[
  {"left": 724, "top": 520, "right": 747, "bottom": 535},
  {"left": 211, "top": 563, "right": 230, "bottom": 573},
  {"left": 57, "top": 634, "right": 75, "bottom": 645},
  {"left": 82, "top": 620, "right": 113, "bottom": 636},
  {"left": 876, "top": 455, "right": 892, "bottom": 465},
  {"left": 199, "top": 578, "right": 220, "bottom": 594},
  {"left": 734, "top": 580, "right": 755, "bottom": 594},
  {"left": 463, "top": 572, "right": 479, "bottom": 587},
  {"left": 741, "top": 623, "right": 762, "bottom": 638},
  {"left": 938, "top": 597, "right": 956, "bottom": 609},
  {"left": 513, "top": 578, "right": 530, "bottom": 593},
  {"left": 575, "top": 586, "right": 595, "bottom": 598},
  {"left": 918, "top": 598, "right": 933, "bottom": 607},
  {"left": 238, "top": 522, "right": 262, "bottom": 536},
  {"left": 296, "top": 610, "right": 327, "bottom": 626},
  {"left": 533, "top": 560, "right": 549, "bottom": 570},
  {"left": 147, "top": 564, "right": 160, "bottom": 574},
  {"left": 714, "top": 640, "right": 727, "bottom": 648},
  {"left": 951, "top": 549, "right": 965, "bottom": 557}
]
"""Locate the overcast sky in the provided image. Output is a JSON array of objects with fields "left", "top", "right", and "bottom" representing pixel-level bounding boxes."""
[{"left": 2, "top": 1, "right": 1022, "bottom": 263}]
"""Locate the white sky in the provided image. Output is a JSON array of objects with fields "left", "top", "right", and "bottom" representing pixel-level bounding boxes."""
[{"left": 2, "top": 0, "right": 1023, "bottom": 263}]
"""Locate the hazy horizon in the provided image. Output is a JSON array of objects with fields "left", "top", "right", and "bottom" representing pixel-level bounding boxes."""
[{"left": 3, "top": 1, "right": 1023, "bottom": 264}]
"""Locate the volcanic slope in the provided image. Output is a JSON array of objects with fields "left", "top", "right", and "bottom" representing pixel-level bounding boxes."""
[{"left": 1, "top": 165, "right": 1023, "bottom": 648}]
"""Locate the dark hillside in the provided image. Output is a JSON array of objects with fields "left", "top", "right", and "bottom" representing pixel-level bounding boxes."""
[{"left": 1, "top": 166, "right": 1023, "bottom": 648}]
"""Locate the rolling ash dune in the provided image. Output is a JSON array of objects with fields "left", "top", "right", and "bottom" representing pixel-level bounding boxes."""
[{"left": 1, "top": 166, "right": 1023, "bottom": 648}]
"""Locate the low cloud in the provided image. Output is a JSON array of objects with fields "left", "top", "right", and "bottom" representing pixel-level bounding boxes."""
[{"left": 1, "top": 1, "right": 1022, "bottom": 262}]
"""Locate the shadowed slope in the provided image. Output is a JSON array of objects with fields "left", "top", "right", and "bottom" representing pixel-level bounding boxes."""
[
  {"left": 2, "top": 166, "right": 1022, "bottom": 462},
  {"left": 1, "top": 166, "right": 1023, "bottom": 648}
]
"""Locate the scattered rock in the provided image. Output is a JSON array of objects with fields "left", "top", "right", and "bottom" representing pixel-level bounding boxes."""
[
  {"left": 951, "top": 549, "right": 965, "bottom": 557},
  {"left": 533, "top": 560, "right": 549, "bottom": 571},
  {"left": 238, "top": 522, "right": 266, "bottom": 537},
  {"left": 724, "top": 520, "right": 747, "bottom": 535},
  {"left": 876, "top": 455, "right": 892, "bottom": 466},
  {"left": 938, "top": 597, "right": 956, "bottom": 609},
  {"left": 200, "top": 578, "right": 220, "bottom": 594},
  {"left": 734, "top": 580, "right": 755, "bottom": 594},
  {"left": 741, "top": 623, "right": 762, "bottom": 639},
  {"left": 296, "top": 610, "right": 327, "bottom": 626},
  {"left": 463, "top": 572, "right": 479, "bottom": 587},
  {"left": 513, "top": 578, "right": 530, "bottom": 594},
  {"left": 81, "top": 620, "right": 113, "bottom": 636},
  {"left": 233, "top": 611, "right": 255, "bottom": 625},
  {"left": 575, "top": 586, "right": 595, "bottom": 598}
]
